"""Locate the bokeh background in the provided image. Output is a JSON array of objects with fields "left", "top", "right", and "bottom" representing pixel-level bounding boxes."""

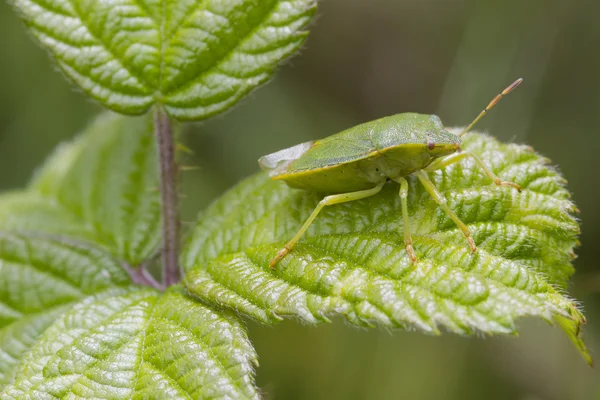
[{"left": 1, "top": 0, "right": 599, "bottom": 398}]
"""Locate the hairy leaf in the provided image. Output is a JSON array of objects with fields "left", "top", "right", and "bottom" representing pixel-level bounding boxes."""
[
  {"left": 1, "top": 287, "right": 259, "bottom": 399},
  {"left": 183, "top": 131, "right": 590, "bottom": 363},
  {"left": 0, "top": 113, "right": 161, "bottom": 265},
  {"left": 0, "top": 192, "right": 95, "bottom": 243},
  {"left": 0, "top": 233, "right": 130, "bottom": 389},
  {"left": 11, "top": 0, "right": 316, "bottom": 119}
]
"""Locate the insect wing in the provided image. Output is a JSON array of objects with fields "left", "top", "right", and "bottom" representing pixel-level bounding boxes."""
[{"left": 258, "top": 141, "right": 314, "bottom": 177}]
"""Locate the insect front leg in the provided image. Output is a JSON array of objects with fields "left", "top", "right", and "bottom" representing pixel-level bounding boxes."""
[
  {"left": 424, "top": 151, "right": 521, "bottom": 191},
  {"left": 391, "top": 177, "right": 417, "bottom": 263},
  {"left": 270, "top": 182, "right": 386, "bottom": 269},
  {"left": 414, "top": 170, "right": 477, "bottom": 253}
]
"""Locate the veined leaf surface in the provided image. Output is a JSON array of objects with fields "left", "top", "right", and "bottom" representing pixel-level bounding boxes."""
[
  {"left": 0, "top": 233, "right": 130, "bottom": 388},
  {"left": 1, "top": 287, "right": 259, "bottom": 398},
  {"left": 183, "top": 131, "right": 590, "bottom": 363},
  {"left": 11, "top": 0, "right": 316, "bottom": 119},
  {"left": 0, "top": 113, "right": 161, "bottom": 265}
]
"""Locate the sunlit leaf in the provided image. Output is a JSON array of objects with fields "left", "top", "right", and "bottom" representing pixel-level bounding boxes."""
[
  {"left": 11, "top": 0, "right": 316, "bottom": 120},
  {"left": 183, "top": 131, "right": 589, "bottom": 362},
  {"left": 1, "top": 287, "right": 259, "bottom": 398},
  {"left": 0, "top": 232, "right": 130, "bottom": 388}
]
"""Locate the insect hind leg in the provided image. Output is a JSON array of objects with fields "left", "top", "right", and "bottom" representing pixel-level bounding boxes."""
[
  {"left": 415, "top": 170, "right": 477, "bottom": 253},
  {"left": 270, "top": 182, "right": 386, "bottom": 269}
]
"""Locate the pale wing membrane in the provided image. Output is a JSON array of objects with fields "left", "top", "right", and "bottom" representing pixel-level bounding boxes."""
[{"left": 259, "top": 141, "right": 314, "bottom": 177}]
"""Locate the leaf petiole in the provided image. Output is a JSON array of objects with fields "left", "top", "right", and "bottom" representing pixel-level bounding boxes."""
[{"left": 154, "top": 107, "right": 181, "bottom": 286}]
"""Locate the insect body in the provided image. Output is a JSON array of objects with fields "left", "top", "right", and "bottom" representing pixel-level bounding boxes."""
[{"left": 260, "top": 79, "right": 523, "bottom": 268}]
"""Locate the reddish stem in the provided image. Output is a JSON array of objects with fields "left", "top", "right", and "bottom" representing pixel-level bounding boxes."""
[{"left": 154, "top": 107, "right": 181, "bottom": 286}]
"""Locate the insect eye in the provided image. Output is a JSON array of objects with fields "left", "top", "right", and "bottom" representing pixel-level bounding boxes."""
[{"left": 426, "top": 138, "right": 436, "bottom": 150}]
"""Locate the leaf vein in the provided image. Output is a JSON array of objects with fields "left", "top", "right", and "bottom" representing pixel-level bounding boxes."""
[
  {"left": 165, "top": 0, "right": 285, "bottom": 95},
  {"left": 62, "top": 0, "right": 154, "bottom": 89}
]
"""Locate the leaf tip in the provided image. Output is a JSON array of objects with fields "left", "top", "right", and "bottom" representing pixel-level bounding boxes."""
[{"left": 554, "top": 314, "right": 593, "bottom": 366}]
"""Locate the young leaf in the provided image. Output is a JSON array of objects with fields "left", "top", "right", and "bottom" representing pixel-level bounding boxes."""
[
  {"left": 0, "top": 233, "right": 130, "bottom": 389},
  {"left": 0, "top": 113, "right": 161, "bottom": 265},
  {"left": 0, "top": 192, "right": 96, "bottom": 243},
  {"left": 11, "top": 0, "right": 316, "bottom": 120},
  {"left": 1, "top": 287, "right": 259, "bottom": 399},
  {"left": 183, "top": 131, "right": 590, "bottom": 362}
]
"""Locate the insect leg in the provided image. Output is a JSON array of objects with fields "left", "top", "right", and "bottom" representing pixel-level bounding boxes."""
[
  {"left": 270, "top": 182, "right": 386, "bottom": 269},
  {"left": 392, "top": 177, "right": 417, "bottom": 263},
  {"left": 424, "top": 151, "right": 521, "bottom": 191},
  {"left": 415, "top": 170, "right": 477, "bottom": 253}
]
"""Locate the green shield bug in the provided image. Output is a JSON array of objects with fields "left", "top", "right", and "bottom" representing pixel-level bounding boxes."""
[{"left": 259, "top": 79, "right": 523, "bottom": 268}]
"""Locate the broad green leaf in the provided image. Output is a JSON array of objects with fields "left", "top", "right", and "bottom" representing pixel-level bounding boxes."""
[
  {"left": 0, "top": 192, "right": 95, "bottom": 243},
  {"left": 2, "top": 287, "right": 259, "bottom": 399},
  {"left": 11, "top": 0, "right": 316, "bottom": 120},
  {"left": 0, "top": 112, "right": 161, "bottom": 265},
  {"left": 0, "top": 232, "right": 130, "bottom": 389},
  {"left": 183, "top": 131, "right": 590, "bottom": 362}
]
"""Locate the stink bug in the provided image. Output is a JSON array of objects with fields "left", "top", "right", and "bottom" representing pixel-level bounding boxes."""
[{"left": 259, "top": 79, "right": 523, "bottom": 268}]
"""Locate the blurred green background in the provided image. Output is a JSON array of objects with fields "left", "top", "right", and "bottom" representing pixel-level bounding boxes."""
[{"left": 1, "top": 0, "right": 599, "bottom": 399}]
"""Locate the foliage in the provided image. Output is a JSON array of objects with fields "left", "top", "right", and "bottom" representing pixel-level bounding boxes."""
[
  {"left": 182, "top": 131, "right": 589, "bottom": 363},
  {"left": 11, "top": 0, "right": 316, "bottom": 119},
  {"left": 0, "top": 114, "right": 160, "bottom": 265},
  {"left": 0, "top": 114, "right": 259, "bottom": 397},
  {"left": 0, "top": 0, "right": 591, "bottom": 398}
]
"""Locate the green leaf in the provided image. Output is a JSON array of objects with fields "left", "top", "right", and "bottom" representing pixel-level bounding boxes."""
[
  {"left": 11, "top": 0, "right": 316, "bottom": 120},
  {"left": 0, "top": 192, "right": 95, "bottom": 242},
  {"left": 0, "top": 232, "right": 130, "bottom": 389},
  {"left": 0, "top": 112, "right": 161, "bottom": 265},
  {"left": 183, "top": 131, "right": 590, "bottom": 362},
  {"left": 2, "top": 287, "right": 259, "bottom": 399}
]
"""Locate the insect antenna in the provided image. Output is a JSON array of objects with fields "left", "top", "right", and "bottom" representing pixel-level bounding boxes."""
[{"left": 458, "top": 78, "right": 523, "bottom": 137}]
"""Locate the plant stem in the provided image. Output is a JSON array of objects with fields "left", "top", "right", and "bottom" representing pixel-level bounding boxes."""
[
  {"left": 154, "top": 107, "right": 181, "bottom": 286},
  {"left": 124, "top": 264, "right": 165, "bottom": 291}
]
